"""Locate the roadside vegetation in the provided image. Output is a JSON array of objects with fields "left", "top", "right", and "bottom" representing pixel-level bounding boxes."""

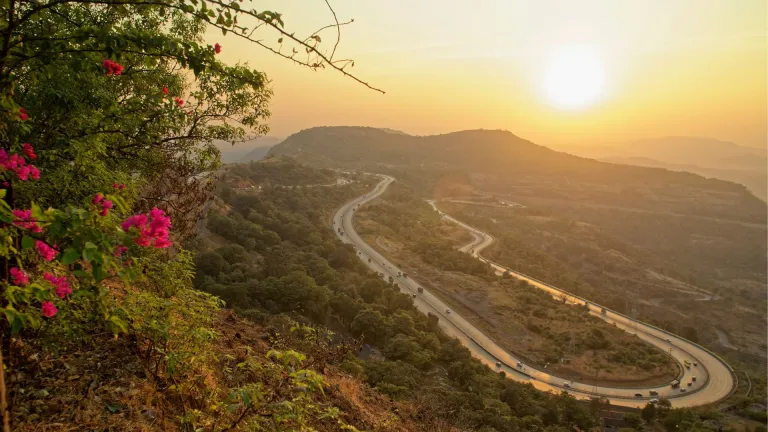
[{"left": 355, "top": 183, "right": 679, "bottom": 387}]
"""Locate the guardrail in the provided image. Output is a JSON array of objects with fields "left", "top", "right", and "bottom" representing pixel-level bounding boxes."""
[{"left": 447, "top": 216, "right": 738, "bottom": 404}]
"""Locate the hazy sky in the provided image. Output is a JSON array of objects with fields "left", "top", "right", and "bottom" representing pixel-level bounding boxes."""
[{"left": 214, "top": 0, "right": 767, "bottom": 148}]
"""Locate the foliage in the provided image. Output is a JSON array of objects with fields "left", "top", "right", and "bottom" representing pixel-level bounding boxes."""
[{"left": 195, "top": 160, "right": 602, "bottom": 431}]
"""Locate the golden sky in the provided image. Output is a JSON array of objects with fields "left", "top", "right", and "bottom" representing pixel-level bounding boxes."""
[{"left": 214, "top": 0, "right": 767, "bottom": 148}]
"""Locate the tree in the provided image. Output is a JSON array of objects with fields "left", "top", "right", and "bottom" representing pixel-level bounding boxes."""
[
  {"left": 350, "top": 309, "right": 389, "bottom": 346},
  {"left": 641, "top": 402, "right": 657, "bottom": 423},
  {"left": 623, "top": 413, "right": 642, "bottom": 429}
]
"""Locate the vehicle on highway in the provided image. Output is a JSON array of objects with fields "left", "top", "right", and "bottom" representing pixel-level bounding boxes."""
[
  {"left": 516, "top": 362, "right": 523, "bottom": 368},
  {"left": 693, "top": 362, "right": 698, "bottom": 367},
  {"left": 402, "top": 273, "right": 408, "bottom": 278},
  {"left": 671, "top": 380, "right": 680, "bottom": 388},
  {"left": 445, "top": 309, "right": 451, "bottom": 314},
  {"left": 367, "top": 258, "right": 371, "bottom": 263},
  {"left": 692, "top": 376, "right": 697, "bottom": 382},
  {"left": 649, "top": 390, "right": 658, "bottom": 396},
  {"left": 649, "top": 398, "right": 659, "bottom": 404},
  {"left": 684, "top": 360, "right": 692, "bottom": 369},
  {"left": 412, "top": 293, "right": 416, "bottom": 298},
  {"left": 634, "top": 393, "right": 643, "bottom": 398},
  {"left": 417, "top": 287, "right": 423, "bottom": 294},
  {"left": 687, "top": 381, "right": 692, "bottom": 387},
  {"left": 563, "top": 382, "right": 571, "bottom": 388},
  {"left": 680, "top": 388, "right": 687, "bottom": 393},
  {"left": 665, "top": 338, "right": 671, "bottom": 343},
  {"left": 495, "top": 361, "right": 502, "bottom": 367}
]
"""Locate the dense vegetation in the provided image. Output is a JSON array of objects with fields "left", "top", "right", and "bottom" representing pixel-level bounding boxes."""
[{"left": 194, "top": 160, "right": 609, "bottom": 431}]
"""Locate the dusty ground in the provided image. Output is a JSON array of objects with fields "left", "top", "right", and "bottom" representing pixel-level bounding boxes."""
[{"left": 356, "top": 212, "right": 680, "bottom": 388}]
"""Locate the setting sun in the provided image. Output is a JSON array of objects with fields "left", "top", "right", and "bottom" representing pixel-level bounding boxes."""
[{"left": 543, "top": 46, "right": 605, "bottom": 109}]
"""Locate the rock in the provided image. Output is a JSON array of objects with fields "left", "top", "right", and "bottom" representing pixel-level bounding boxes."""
[
  {"left": 33, "top": 389, "right": 49, "bottom": 398},
  {"left": 141, "top": 408, "right": 158, "bottom": 420}
]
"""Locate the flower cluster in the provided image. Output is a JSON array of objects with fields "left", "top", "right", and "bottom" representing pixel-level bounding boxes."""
[
  {"left": 10, "top": 268, "right": 28, "bottom": 286},
  {"left": 214, "top": 43, "right": 222, "bottom": 54},
  {"left": 0, "top": 147, "right": 40, "bottom": 181},
  {"left": 102, "top": 59, "right": 124, "bottom": 76},
  {"left": 36, "top": 241, "right": 57, "bottom": 262},
  {"left": 41, "top": 301, "right": 57, "bottom": 318},
  {"left": 174, "top": 97, "right": 184, "bottom": 107},
  {"left": 93, "top": 193, "right": 113, "bottom": 216},
  {"left": 112, "top": 182, "right": 126, "bottom": 190},
  {"left": 44, "top": 273, "right": 72, "bottom": 299},
  {"left": 18, "top": 107, "right": 28, "bottom": 121},
  {"left": 122, "top": 207, "right": 172, "bottom": 248},
  {"left": 12, "top": 209, "right": 42, "bottom": 233}
]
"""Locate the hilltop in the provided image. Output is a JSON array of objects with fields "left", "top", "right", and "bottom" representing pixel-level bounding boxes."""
[{"left": 268, "top": 127, "right": 766, "bottom": 223}]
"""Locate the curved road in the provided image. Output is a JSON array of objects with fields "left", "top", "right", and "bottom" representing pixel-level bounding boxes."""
[{"left": 333, "top": 175, "right": 736, "bottom": 408}]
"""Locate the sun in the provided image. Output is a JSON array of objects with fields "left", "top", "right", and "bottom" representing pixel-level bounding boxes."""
[{"left": 543, "top": 46, "right": 605, "bottom": 109}]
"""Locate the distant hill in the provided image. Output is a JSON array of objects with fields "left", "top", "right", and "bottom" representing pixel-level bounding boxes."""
[
  {"left": 269, "top": 127, "right": 766, "bottom": 223},
  {"left": 563, "top": 137, "right": 766, "bottom": 199},
  {"left": 215, "top": 136, "right": 282, "bottom": 163},
  {"left": 602, "top": 156, "right": 767, "bottom": 201},
  {"left": 567, "top": 137, "right": 766, "bottom": 169}
]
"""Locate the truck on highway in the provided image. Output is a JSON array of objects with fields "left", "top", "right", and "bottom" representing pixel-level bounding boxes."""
[
  {"left": 417, "top": 287, "right": 423, "bottom": 294},
  {"left": 684, "top": 360, "right": 691, "bottom": 369},
  {"left": 671, "top": 380, "right": 680, "bottom": 388},
  {"left": 601, "top": 307, "right": 607, "bottom": 315}
]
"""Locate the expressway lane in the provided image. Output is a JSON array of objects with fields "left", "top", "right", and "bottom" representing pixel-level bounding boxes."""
[{"left": 333, "top": 175, "right": 736, "bottom": 408}]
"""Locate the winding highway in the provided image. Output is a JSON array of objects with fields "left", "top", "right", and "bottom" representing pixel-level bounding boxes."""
[{"left": 333, "top": 175, "right": 736, "bottom": 408}]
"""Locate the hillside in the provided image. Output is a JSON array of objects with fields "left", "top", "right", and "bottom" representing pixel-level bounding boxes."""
[
  {"left": 268, "top": 127, "right": 766, "bottom": 223},
  {"left": 602, "top": 156, "right": 767, "bottom": 201},
  {"left": 216, "top": 136, "right": 283, "bottom": 163}
]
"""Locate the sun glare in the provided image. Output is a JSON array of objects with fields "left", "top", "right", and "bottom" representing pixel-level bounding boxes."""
[{"left": 544, "top": 46, "right": 605, "bottom": 109}]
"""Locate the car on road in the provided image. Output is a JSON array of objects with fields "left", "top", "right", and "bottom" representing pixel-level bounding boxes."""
[
  {"left": 693, "top": 362, "right": 698, "bottom": 367},
  {"left": 563, "top": 382, "right": 571, "bottom": 388},
  {"left": 495, "top": 361, "right": 502, "bottom": 367},
  {"left": 516, "top": 362, "right": 523, "bottom": 368},
  {"left": 680, "top": 388, "right": 687, "bottom": 393},
  {"left": 665, "top": 338, "right": 671, "bottom": 343},
  {"left": 445, "top": 309, "right": 451, "bottom": 314},
  {"left": 412, "top": 293, "right": 416, "bottom": 298},
  {"left": 687, "top": 381, "right": 692, "bottom": 387},
  {"left": 649, "top": 391, "right": 658, "bottom": 396},
  {"left": 692, "top": 376, "right": 697, "bottom": 382},
  {"left": 634, "top": 393, "right": 643, "bottom": 398},
  {"left": 649, "top": 398, "right": 659, "bottom": 404}
]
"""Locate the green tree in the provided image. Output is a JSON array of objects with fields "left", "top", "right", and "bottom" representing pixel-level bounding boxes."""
[
  {"left": 623, "top": 413, "right": 642, "bottom": 429},
  {"left": 641, "top": 402, "right": 657, "bottom": 423}
]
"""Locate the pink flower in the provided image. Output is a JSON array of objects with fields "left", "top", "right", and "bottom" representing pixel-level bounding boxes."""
[
  {"left": 44, "top": 273, "right": 72, "bottom": 299},
  {"left": 174, "top": 97, "right": 184, "bottom": 107},
  {"left": 114, "top": 245, "right": 128, "bottom": 257},
  {"left": 9, "top": 267, "right": 28, "bottom": 286},
  {"left": 12, "top": 209, "right": 41, "bottom": 233},
  {"left": 162, "top": 87, "right": 168, "bottom": 95},
  {"left": 22, "top": 143, "right": 36, "bottom": 160},
  {"left": 112, "top": 182, "right": 119, "bottom": 189},
  {"left": 98, "top": 199, "right": 113, "bottom": 217},
  {"left": 119, "top": 184, "right": 126, "bottom": 190},
  {"left": 122, "top": 208, "right": 172, "bottom": 248},
  {"left": 102, "top": 59, "right": 124, "bottom": 76},
  {"left": 41, "top": 301, "right": 57, "bottom": 318},
  {"left": 18, "top": 108, "right": 28, "bottom": 121},
  {"left": 214, "top": 43, "right": 222, "bottom": 54},
  {"left": 16, "top": 165, "right": 30, "bottom": 181},
  {"left": 28, "top": 165, "right": 40, "bottom": 180},
  {"left": 93, "top": 193, "right": 104, "bottom": 205},
  {"left": 36, "top": 241, "right": 57, "bottom": 262}
]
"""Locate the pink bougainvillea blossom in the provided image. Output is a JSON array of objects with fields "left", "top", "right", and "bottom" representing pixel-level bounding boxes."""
[
  {"left": 174, "top": 97, "right": 184, "bottom": 107},
  {"left": 102, "top": 59, "right": 124, "bottom": 76},
  {"left": 0, "top": 149, "right": 40, "bottom": 181},
  {"left": 214, "top": 43, "right": 222, "bottom": 54},
  {"left": 12, "top": 209, "right": 42, "bottom": 233},
  {"left": 114, "top": 245, "right": 128, "bottom": 257},
  {"left": 10, "top": 267, "right": 29, "bottom": 286},
  {"left": 36, "top": 241, "right": 57, "bottom": 261},
  {"left": 93, "top": 193, "right": 104, "bottom": 205},
  {"left": 41, "top": 301, "right": 57, "bottom": 317},
  {"left": 122, "top": 207, "right": 172, "bottom": 248},
  {"left": 18, "top": 107, "right": 28, "bottom": 121},
  {"left": 100, "top": 199, "right": 113, "bottom": 217},
  {"left": 162, "top": 87, "right": 169, "bottom": 95},
  {"left": 22, "top": 143, "right": 37, "bottom": 160},
  {"left": 44, "top": 273, "right": 72, "bottom": 299}
]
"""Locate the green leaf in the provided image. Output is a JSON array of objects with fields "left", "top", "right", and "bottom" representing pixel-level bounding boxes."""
[
  {"left": 61, "top": 248, "right": 80, "bottom": 265},
  {"left": 21, "top": 235, "right": 34, "bottom": 249}
]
